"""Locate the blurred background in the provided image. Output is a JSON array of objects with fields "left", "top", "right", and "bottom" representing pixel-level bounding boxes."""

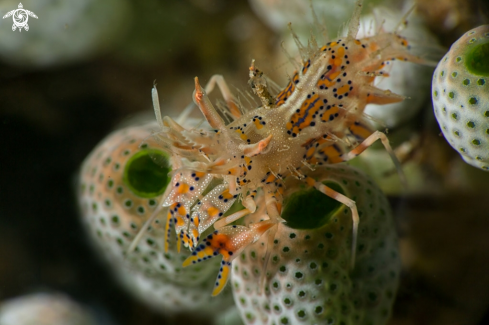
[{"left": 0, "top": 0, "right": 489, "bottom": 324}]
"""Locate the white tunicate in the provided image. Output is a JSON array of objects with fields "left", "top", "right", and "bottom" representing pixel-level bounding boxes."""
[
  {"left": 432, "top": 25, "right": 489, "bottom": 171},
  {"left": 0, "top": 0, "right": 129, "bottom": 68},
  {"left": 0, "top": 293, "right": 99, "bottom": 325},
  {"left": 358, "top": 7, "right": 437, "bottom": 128},
  {"left": 249, "top": 0, "right": 386, "bottom": 38}
]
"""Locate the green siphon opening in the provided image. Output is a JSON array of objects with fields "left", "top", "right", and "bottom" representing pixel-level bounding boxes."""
[
  {"left": 123, "top": 149, "right": 171, "bottom": 198},
  {"left": 465, "top": 41, "right": 489, "bottom": 76},
  {"left": 281, "top": 181, "right": 345, "bottom": 229}
]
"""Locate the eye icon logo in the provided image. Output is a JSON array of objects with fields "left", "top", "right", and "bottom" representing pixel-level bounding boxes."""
[{"left": 2, "top": 3, "right": 38, "bottom": 32}]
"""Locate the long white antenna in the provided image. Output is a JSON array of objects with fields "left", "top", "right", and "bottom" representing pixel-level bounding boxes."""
[
  {"left": 347, "top": 0, "right": 364, "bottom": 39},
  {"left": 152, "top": 81, "right": 164, "bottom": 129},
  {"left": 127, "top": 200, "right": 165, "bottom": 254}
]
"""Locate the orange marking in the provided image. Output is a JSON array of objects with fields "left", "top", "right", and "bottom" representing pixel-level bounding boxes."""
[
  {"left": 287, "top": 93, "right": 322, "bottom": 133},
  {"left": 221, "top": 189, "right": 234, "bottom": 200},
  {"left": 194, "top": 77, "right": 204, "bottom": 103},
  {"left": 228, "top": 102, "right": 241, "bottom": 118},
  {"left": 254, "top": 220, "right": 275, "bottom": 234},
  {"left": 318, "top": 144, "right": 343, "bottom": 164},
  {"left": 276, "top": 202, "right": 282, "bottom": 214},
  {"left": 177, "top": 183, "right": 190, "bottom": 194},
  {"left": 369, "top": 42, "right": 379, "bottom": 52},
  {"left": 176, "top": 217, "right": 186, "bottom": 227},
  {"left": 164, "top": 211, "right": 172, "bottom": 252},
  {"left": 254, "top": 118, "right": 263, "bottom": 130},
  {"left": 309, "top": 157, "right": 318, "bottom": 164},
  {"left": 301, "top": 137, "right": 317, "bottom": 147},
  {"left": 213, "top": 159, "right": 226, "bottom": 166},
  {"left": 306, "top": 177, "right": 316, "bottom": 187},
  {"left": 239, "top": 133, "right": 248, "bottom": 141},
  {"left": 212, "top": 263, "right": 230, "bottom": 296},
  {"left": 366, "top": 93, "right": 403, "bottom": 105},
  {"left": 337, "top": 46, "right": 345, "bottom": 56},
  {"left": 320, "top": 105, "right": 340, "bottom": 122},
  {"left": 306, "top": 146, "right": 316, "bottom": 158},
  {"left": 349, "top": 123, "right": 372, "bottom": 141},
  {"left": 219, "top": 249, "right": 231, "bottom": 259},
  {"left": 275, "top": 72, "right": 299, "bottom": 107},
  {"left": 227, "top": 167, "right": 239, "bottom": 175},
  {"left": 182, "top": 247, "right": 214, "bottom": 267},
  {"left": 209, "top": 233, "right": 232, "bottom": 250},
  {"left": 329, "top": 156, "right": 343, "bottom": 164},
  {"left": 207, "top": 206, "right": 220, "bottom": 218},
  {"left": 329, "top": 71, "right": 341, "bottom": 80},
  {"left": 317, "top": 134, "right": 334, "bottom": 145},
  {"left": 182, "top": 234, "right": 192, "bottom": 248},
  {"left": 337, "top": 84, "right": 350, "bottom": 95},
  {"left": 302, "top": 60, "right": 311, "bottom": 74},
  {"left": 172, "top": 142, "right": 193, "bottom": 150},
  {"left": 265, "top": 174, "right": 276, "bottom": 183},
  {"left": 177, "top": 205, "right": 186, "bottom": 216},
  {"left": 318, "top": 70, "right": 341, "bottom": 89}
]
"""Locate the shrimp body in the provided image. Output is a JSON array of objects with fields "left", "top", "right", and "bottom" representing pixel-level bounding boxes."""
[{"left": 148, "top": 0, "right": 429, "bottom": 296}]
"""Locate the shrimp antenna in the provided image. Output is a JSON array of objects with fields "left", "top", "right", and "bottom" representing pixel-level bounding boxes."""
[
  {"left": 152, "top": 81, "right": 164, "bottom": 130},
  {"left": 347, "top": 0, "right": 364, "bottom": 39},
  {"left": 309, "top": 0, "right": 328, "bottom": 44},
  {"left": 394, "top": 4, "right": 416, "bottom": 33},
  {"left": 127, "top": 198, "right": 167, "bottom": 254}
]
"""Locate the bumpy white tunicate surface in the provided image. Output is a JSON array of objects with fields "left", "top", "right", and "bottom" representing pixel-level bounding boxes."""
[
  {"left": 359, "top": 7, "right": 436, "bottom": 128},
  {"left": 0, "top": 293, "right": 98, "bottom": 325},
  {"left": 432, "top": 25, "right": 489, "bottom": 171},
  {"left": 0, "top": 0, "right": 128, "bottom": 67},
  {"left": 233, "top": 165, "right": 400, "bottom": 325},
  {"left": 78, "top": 121, "right": 238, "bottom": 321},
  {"left": 249, "top": 0, "right": 385, "bottom": 38}
]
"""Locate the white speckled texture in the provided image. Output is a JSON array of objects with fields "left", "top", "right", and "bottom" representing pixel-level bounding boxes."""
[
  {"left": 77, "top": 121, "right": 237, "bottom": 321},
  {"left": 360, "top": 7, "right": 436, "bottom": 128},
  {"left": 232, "top": 165, "right": 400, "bottom": 325},
  {"left": 0, "top": 293, "right": 98, "bottom": 325},
  {"left": 432, "top": 25, "right": 489, "bottom": 171},
  {"left": 0, "top": 0, "right": 128, "bottom": 67}
]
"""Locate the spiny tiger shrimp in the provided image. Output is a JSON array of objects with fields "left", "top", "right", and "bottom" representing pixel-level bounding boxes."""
[{"left": 134, "top": 0, "right": 431, "bottom": 296}]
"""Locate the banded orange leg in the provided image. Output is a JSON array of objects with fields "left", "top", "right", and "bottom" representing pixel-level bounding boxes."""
[{"left": 305, "top": 176, "right": 359, "bottom": 268}]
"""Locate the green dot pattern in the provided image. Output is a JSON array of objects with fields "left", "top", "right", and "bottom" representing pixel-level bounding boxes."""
[
  {"left": 232, "top": 165, "right": 400, "bottom": 325},
  {"left": 77, "top": 122, "right": 235, "bottom": 317},
  {"left": 432, "top": 25, "right": 489, "bottom": 171}
]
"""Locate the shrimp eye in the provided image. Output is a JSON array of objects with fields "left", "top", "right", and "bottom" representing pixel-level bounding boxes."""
[
  {"left": 281, "top": 181, "right": 345, "bottom": 229},
  {"left": 123, "top": 149, "right": 171, "bottom": 198}
]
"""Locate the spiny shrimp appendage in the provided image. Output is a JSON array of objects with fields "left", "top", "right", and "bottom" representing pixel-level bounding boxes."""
[{"left": 146, "top": 0, "right": 429, "bottom": 296}]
